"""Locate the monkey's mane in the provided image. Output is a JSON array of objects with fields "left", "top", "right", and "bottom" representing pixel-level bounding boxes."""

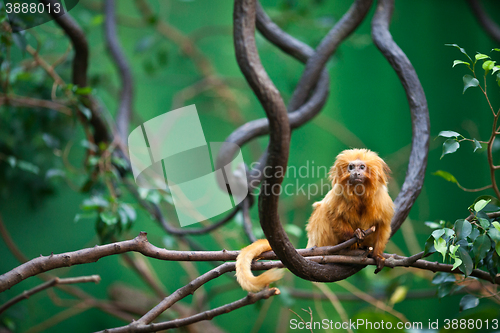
[{"left": 328, "top": 148, "right": 390, "bottom": 189}]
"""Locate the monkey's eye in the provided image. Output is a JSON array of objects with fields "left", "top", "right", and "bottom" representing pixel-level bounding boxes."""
[
  {"left": 360, "top": 165, "right": 366, "bottom": 170},
  {"left": 348, "top": 164, "right": 354, "bottom": 171}
]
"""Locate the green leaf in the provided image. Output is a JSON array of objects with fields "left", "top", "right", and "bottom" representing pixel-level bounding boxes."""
[
  {"left": 434, "top": 237, "right": 448, "bottom": 261},
  {"left": 82, "top": 196, "right": 109, "bottom": 210},
  {"left": 442, "top": 228, "right": 455, "bottom": 240},
  {"left": 452, "top": 257, "right": 463, "bottom": 270},
  {"left": 488, "top": 226, "right": 500, "bottom": 242},
  {"left": 432, "top": 170, "right": 458, "bottom": 184},
  {"left": 119, "top": 203, "right": 136, "bottom": 222},
  {"left": 455, "top": 219, "right": 472, "bottom": 240},
  {"left": 80, "top": 139, "right": 98, "bottom": 152},
  {"left": 492, "top": 48, "right": 500, "bottom": 52},
  {"left": 453, "top": 60, "right": 470, "bottom": 68},
  {"left": 432, "top": 272, "right": 456, "bottom": 284},
  {"left": 473, "top": 195, "right": 500, "bottom": 210},
  {"left": 90, "top": 14, "right": 104, "bottom": 26},
  {"left": 147, "top": 190, "right": 161, "bottom": 204},
  {"left": 475, "top": 53, "right": 490, "bottom": 61},
  {"left": 449, "top": 244, "right": 460, "bottom": 257},
  {"left": 425, "top": 221, "right": 442, "bottom": 229},
  {"left": 45, "top": 169, "right": 65, "bottom": 179},
  {"left": 473, "top": 138, "right": 482, "bottom": 152},
  {"left": 473, "top": 234, "right": 492, "bottom": 263},
  {"left": 457, "top": 247, "right": 473, "bottom": 276},
  {"left": 469, "top": 228, "right": 480, "bottom": 242},
  {"left": 474, "top": 199, "right": 491, "bottom": 212},
  {"left": 492, "top": 66, "right": 500, "bottom": 75},
  {"left": 446, "top": 44, "right": 471, "bottom": 60},
  {"left": 74, "top": 212, "right": 97, "bottom": 222},
  {"left": 79, "top": 106, "right": 92, "bottom": 120},
  {"left": 441, "top": 139, "right": 460, "bottom": 159},
  {"left": 438, "top": 130, "right": 461, "bottom": 138},
  {"left": 6, "top": 156, "right": 16, "bottom": 168},
  {"left": 432, "top": 229, "right": 446, "bottom": 239},
  {"left": 438, "top": 282, "right": 455, "bottom": 298},
  {"left": 496, "top": 242, "right": 500, "bottom": 256},
  {"left": 389, "top": 286, "right": 408, "bottom": 305},
  {"left": 482, "top": 60, "right": 496, "bottom": 73},
  {"left": 492, "top": 221, "right": 500, "bottom": 233},
  {"left": 100, "top": 212, "right": 118, "bottom": 226},
  {"left": 463, "top": 74, "right": 479, "bottom": 94},
  {"left": 424, "top": 236, "right": 436, "bottom": 256},
  {"left": 479, "top": 218, "right": 490, "bottom": 229},
  {"left": 17, "top": 160, "right": 40, "bottom": 174},
  {"left": 75, "top": 86, "right": 92, "bottom": 95},
  {"left": 459, "top": 295, "right": 479, "bottom": 312}
]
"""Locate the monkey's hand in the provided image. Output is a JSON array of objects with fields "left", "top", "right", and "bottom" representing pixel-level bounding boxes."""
[
  {"left": 374, "top": 255, "right": 385, "bottom": 274},
  {"left": 353, "top": 228, "right": 366, "bottom": 244}
]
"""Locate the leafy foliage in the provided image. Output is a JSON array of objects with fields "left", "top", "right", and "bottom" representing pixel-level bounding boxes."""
[{"left": 425, "top": 198, "right": 500, "bottom": 308}]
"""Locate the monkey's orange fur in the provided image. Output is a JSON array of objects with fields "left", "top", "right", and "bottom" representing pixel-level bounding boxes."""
[{"left": 235, "top": 149, "right": 394, "bottom": 292}]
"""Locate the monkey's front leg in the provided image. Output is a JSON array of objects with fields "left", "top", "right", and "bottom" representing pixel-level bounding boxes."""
[{"left": 353, "top": 228, "right": 366, "bottom": 244}]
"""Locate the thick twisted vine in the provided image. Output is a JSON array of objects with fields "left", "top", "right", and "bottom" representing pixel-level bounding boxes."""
[
  {"left": 233, "top": 0, "right": 374, "bottom": 282},
  {"left": 371, "top": 0, "right": 430, "bottom": 236},
  {"left": 466, "top": 0, "right": 500, "bottom": 45}
]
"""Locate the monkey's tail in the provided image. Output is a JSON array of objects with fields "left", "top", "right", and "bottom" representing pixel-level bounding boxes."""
[{"left": 235, "top": 239, "right": 285, "bottom": 292}]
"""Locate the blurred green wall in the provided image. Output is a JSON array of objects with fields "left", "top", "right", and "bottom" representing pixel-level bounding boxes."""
[{"left": 1, "top": 0, "right": 500, "bottom": 332}]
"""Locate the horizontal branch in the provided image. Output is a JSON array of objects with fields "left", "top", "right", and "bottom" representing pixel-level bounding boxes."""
[
  {"left": 0, "top": 275, "right": 100, "bottom": 315},
  {"left": 99, "top": 288, "right": 279, "bottom": 333},
  {"left": 0, "top": 94, "right": 72, "bottom": 115},
  {"left": 0, "top": 229, "right": 374, "bottom": 293}
]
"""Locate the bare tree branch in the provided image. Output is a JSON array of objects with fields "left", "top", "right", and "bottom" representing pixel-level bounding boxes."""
[
  {"left": 0, "top": 227, "right": 375, "bottom": 293},
  {"left": 0, "top": 275, "right": 101, "bottom": 315},
  {"left": 0, "top": 94, "right": 72, "bottom": 115},
  {"left": 98, "top": 288, "right": 279, "bottom": 333},
  {"left": 39, "top": 0, "right": 111, "bottom": 144},
  {"left": 371, "top": 0, "right": 430, "bottom": 236},
  {"left": 104, "top": 0, "right": 134, "bottom": 142},
  {"left": 2, "top": 230, "right": 498, "bottom": 331}
]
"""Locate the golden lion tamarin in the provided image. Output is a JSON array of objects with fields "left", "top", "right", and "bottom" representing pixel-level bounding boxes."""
[{"left": 235, "top": 148, "right": 394, "bottom": 292}]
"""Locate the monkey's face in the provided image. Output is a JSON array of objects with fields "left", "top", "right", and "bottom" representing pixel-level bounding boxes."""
[
  {"left": 329, "top": 149, "right": 390, "bottom": 196},
  {"left": 347, "top": 159, "right": 367, "bottom": 185}
]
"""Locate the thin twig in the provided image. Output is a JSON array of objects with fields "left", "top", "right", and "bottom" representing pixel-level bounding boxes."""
[
  {"left": 104, "top": 0, "right": 134, "bottom": 142},
  {"left": 97, "top": 288, "right": 279, "bottom": 333},
  {"left": 336, "top": 280, "right": 408, "bottom": 323},
  {"left": 0, "top": 275, "right": 100, "bottom": 315},
  {"left": 0, "top": 94, "right": 72, "bottom": 115}
]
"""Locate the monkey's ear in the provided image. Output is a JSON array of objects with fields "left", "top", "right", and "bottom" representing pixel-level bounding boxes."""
[
  {"left": 328, "top": 164, "right": 338, "bottom": 184},
  {"left": 378, "top": 159, "right": 391, "bottom": 184}
]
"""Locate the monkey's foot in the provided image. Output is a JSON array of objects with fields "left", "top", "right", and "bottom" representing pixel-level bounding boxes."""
[
  {"left": 353, "top": 228, "right": 366, "bottom": 243},
  {"left": 374, "top": 256, "right": 385, "bottom": 274}
]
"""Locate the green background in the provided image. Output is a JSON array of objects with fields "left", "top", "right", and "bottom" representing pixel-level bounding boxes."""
[{"left": 1, "top": 0, "right": 500, "bottom": 332}]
